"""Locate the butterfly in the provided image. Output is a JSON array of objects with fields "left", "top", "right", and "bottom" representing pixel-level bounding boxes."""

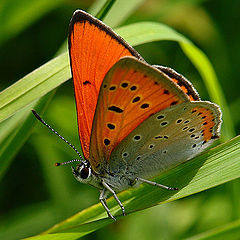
[{"left": 33, "top": 10, "right": 222, "bottom": 220}]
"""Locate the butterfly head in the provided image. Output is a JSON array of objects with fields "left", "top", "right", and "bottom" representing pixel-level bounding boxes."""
[
  {"left": 71, "top": 161, "right": 102, "bottom": 188},
  {"left": 71, "top": 160, "right": 91, "bottom": 181}
]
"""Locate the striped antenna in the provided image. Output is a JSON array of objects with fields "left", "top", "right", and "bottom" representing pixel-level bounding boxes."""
[
  {"left": 55, "top": 159, "right": 82, "bottom": 166},
  {"left": 32, "top": 110, "right": 86, "bottom": 164}
]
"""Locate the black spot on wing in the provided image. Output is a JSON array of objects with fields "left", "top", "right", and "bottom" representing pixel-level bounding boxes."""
[
  {"left": 109, "top": 86, "right": 116, "bottom": 91},
  {"left": 163, "top": 89, "right": 169, "bottom": 95},
  {"left": 108, "top": 105, "right": 123, "bottom": 113},
  {"left": 132, "top": 96, "right": 140, "bottom": 103},
  {"left": 121, "top": 82, "right": 128, "bottom": 88},
  {"left": 140, "top": 103, "right": 149, "bottom": 109},
  {"left": 170, "top": 101, "right": 178, "bottom": 106},
  {"left": 104, "top": 138, "right": 110, "bottom": 146},
  {"left": 83, "top": 81, "right": 91, "bottom": 85},
  {"left": 107, "top": 123, "right": 115, "bottom": 130},
  {"left": 130, "top": 85, "right": 137, "bottom": 91}
]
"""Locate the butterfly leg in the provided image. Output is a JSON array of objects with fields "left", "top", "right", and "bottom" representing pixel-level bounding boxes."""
[
  {"left": 99, "top": 188, "right": 117, "bottom": 221},
  {"left": 102, "top": 181, "right": 126, "bottom": 217},
  {"left": 136, "top": 177, "right": 178, "bottom": 191}
]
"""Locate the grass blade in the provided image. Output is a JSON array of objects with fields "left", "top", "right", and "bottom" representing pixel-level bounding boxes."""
[
  {"left": 0, "top": 0, "right": 64, "bottom": 46},
  {"left": 95, "top": 0, "right": 116, "bottom": 20},
  {"left": 0, "top": 52, "right": 70, "bottom": 123},
  {"left": 186, "top": 219, "right": 240, "bottom": 240},
  {"left": 116, "top": 22, "right": 235, "bottom": 139},
  {"left": 25, "top": 136, "right": 240, "bottom": 239},
  {"left": 89, "top": 0, "right": 145, "bottom": 28},
  {"left": 0, "top": 92, "right": 55, "bottom": 180}
]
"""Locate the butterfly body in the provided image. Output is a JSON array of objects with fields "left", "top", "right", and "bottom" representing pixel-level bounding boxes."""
[
  {"left": 72, "top": 160, "right": 137, "bottom": 193},
  {"left": 33, "top": 10, "right": 222, "bottom": 221}
]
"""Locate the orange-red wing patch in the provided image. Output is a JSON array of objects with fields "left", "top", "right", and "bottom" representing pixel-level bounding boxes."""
[
  {"left": 154, "top": 65, "right": 200, "bottom": 101},
  {"left": 89, "top": 57, "right": 191, "bottom": 173},
  {"left": 68, "top": 10, "right": 142, "bottom": 159},
  {"left": 191, "top": 106, "right": 220, "bottom": 142}
]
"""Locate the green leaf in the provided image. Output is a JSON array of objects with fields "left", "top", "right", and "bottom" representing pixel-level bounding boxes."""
[
  {"left": 180, "top": 42, "right": 235, "bottom": 140},
  {"left": 115, "top": 22, "right": 235, "bottom": 140},
  {"left": 0, "top": 52, "right": 70, "bottom": 123},
  {"left": 0, "top": 92, "right": 55, "bottom": 180},
  {"left": 0, "top": 201, "right": 61, "bottom": 240},
  {"left": 95, "top": 0, "right": 117, "bottom": 20},
  {"left": 186, "top": 219, "right": 240, "bottom": 240},
  {"left": 0, "top": 103, "right": 34, "bottom": 180},
  {"left": 25, "top": 233, "right": 85, "bottom": 240},
  {"left": 89, "top": 0, "right": 145, "bottom": 28},
  {"left": 0, "top": 0, "right": 64, "bottom": 46},
  {"left": 115, "top": 22, "right": 189, "bottom": 44},
  {"left": 25, "top": 136, "right": 240, "bottom": 239}
]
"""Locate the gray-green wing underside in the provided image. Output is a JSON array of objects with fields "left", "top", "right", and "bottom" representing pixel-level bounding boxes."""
[{"left": 109, "top": 101, "right": 221, "bottom": 180}]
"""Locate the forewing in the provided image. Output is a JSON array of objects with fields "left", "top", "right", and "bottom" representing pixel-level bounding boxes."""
[{"left": 68, "top": 10, "right": 142, "bottom": 159}]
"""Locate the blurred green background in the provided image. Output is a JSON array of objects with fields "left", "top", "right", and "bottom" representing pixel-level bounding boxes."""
[{"left": 0, "top": 0, "right": 240, "bottom": 239}]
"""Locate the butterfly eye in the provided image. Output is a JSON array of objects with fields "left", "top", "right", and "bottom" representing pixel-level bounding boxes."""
[{"left": 80, "top": 167, "right": 91, "bottom": 179}]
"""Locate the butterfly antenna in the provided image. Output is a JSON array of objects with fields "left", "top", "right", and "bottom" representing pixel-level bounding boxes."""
[
  {"left": 55, "top": 159, "right": 82, "bottom": 166},
  {"left": 32, "top": 110, "right": 85, "bottom": 163}
]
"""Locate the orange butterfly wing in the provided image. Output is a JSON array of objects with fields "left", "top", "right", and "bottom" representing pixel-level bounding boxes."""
[
  {"left": 89, "top": 57, "right": 193, "bottom": 173},
  {"left": 68, "top": 10, "right": 142, "bottom": 159}
]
